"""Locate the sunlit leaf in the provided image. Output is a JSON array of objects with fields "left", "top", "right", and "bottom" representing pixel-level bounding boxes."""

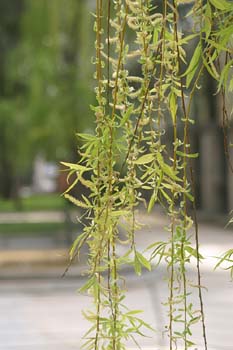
[
  {"left": 183, "top": 42, "right": 201, "bottom": 88},
  {"left": 61, "top": 161, "right": 91, "bottom": 172},
  {"left": 70, "top": 231, "right": 89, "bottom": 259},
  {"left": 135, "top": 251, "right": 151, "bottom": 271},
  {"left": 148, "top": 192, "right": 157, "bottom": 213},
  {"left": 209, "top": 0, "right": 231, "bottom": 11},
  {"left": 64, "top": 193, "right": 91, "bottom": 208},
  {"left": 169, "top": 91, "right": 177, "bottom": 123},
  {"left": 134, "top": 153, "right": 154, "bottom": 165},
  {"left": 176, "top": 151, "right": 199, "bottom": 158},
  {"left": 185, "top": 246, "right": 204, "bottom": 260},
  {"left": 119, "top": 105, "right": 134, "bottom": 126},
  {"left": 79, "top": 276, "right": 96, "bottom": 293}
]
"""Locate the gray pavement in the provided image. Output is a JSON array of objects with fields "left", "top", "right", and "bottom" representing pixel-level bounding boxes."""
[
  {"left": 0, "top": 269, "right": 232, "bottom": 350},
  {"left": 0, "top": 211, "right": 66, "bottom": 224},
  {"left": 0, "top": 211, "right": 232, "bottom": 349}
]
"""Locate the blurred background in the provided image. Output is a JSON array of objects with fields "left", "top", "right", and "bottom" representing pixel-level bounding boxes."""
[
  {"left": 0, "top": 0, "right": 95, "bottom": 244},
  {"left": 0, "top": 1, "right": 232, "bottom": 350}
]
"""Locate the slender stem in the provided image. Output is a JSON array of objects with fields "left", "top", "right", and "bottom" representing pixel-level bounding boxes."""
[
  {"left": 104, "top": 4, "right": 128, "bottom": 348},
  {"left": 169, "top": 2, "right": 176, "bottom": 348},
  {"left": 190, "top": 166, "right": 208, "bottom": 350},
  {"left": 172, "top": 2, "right": 188, "bottom": 348},
  {"left": 186, "top": 62, "right": 208, "bottom": 350},
  {"left": 158, "top": 0, "right": 167, "bottom": 132},
  {"left": 107, "top": 0, "right": 111, "bottom": 113},
  {"left": 95, "top": 1, "right": 103, "bottom": 348},
  {"left": 186, "top": 6, "right": 208, "bottom": 349}
]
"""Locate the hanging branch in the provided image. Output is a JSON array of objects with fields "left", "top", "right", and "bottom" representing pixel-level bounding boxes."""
[{"left": 61, "top": 1, "right": 233, "bottom": 349}]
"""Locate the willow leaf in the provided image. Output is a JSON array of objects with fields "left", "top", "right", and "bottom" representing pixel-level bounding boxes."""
[
  {"left": 157, "top": 153, "right": 181, "bottom": 182},
  {"left": 61, "top": 161, "right": 91, "bottom": 172},
  {"left": 169, "top": 91, "right": 177, "bottom": 123},
  {"left": 135, "top": 251, "right": 151, "bottom": 271},
  {"left": 209, "top": 0, "right": 231, "bottom": 11},
  {"left": 134, "top": 254, "right": 142, "bottom": 276},
  {"left": 185, "top": 246, "right": 204, "bottom": 260},
  {"left": 218, "top": 59, "right": 233, "bottom": 91},
  {"left": 63, "top": 175, "right": 79, "bottom": 194},
  {"left": 176, "top": 151, "right": 199, "bottom": 158},
  {"left": 204, "top": 2, "right": 212, "bottom": 39},
  {"left": 134, "top": 153, "right": 154, "bottom": 165},
  {"left": 64, "top": 193, "right": 91, "bottom": 209},
  {"left": 120, "top": 105, "right": 134, "bottom": 126},
  {"left": 148, "top": 192, "right": 157, "bottom": 213},
  {"left": 70, "top": 231, "right": 88, "bottom": 259},
  {"left": 77, "top": 132, "right": 96, "bottom": 141},
  {"left": 79, "top": 276, "right": 96, "bottom": 293},
  {"left": 202, "top": 54, "right": 219, "bottom": 80},
  {"left": 183, "top": 42, "right": 201, "bottom": 88}
]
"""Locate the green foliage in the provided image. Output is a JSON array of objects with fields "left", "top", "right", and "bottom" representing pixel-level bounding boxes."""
[
  {"left": 0, "top": 222, "right": 65, "bottom": 235},
  {"left": 0, "top": 0, "right": 95, "bottom": 198},
  {"left": 0, "top": 193, "right": 65, "bottom": 212},
  {"left": 215, "top": 249, "right": 233, "bottom": 279},
  {"left": 63, "top": 1, "right": 233, "bottom": 350}
]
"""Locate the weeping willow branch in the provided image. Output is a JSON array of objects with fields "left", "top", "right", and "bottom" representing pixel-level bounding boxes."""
[{"left": 61, "top": 1, "right": 233, "bottom": 349}]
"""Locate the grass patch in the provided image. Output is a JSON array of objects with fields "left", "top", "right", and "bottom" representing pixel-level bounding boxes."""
[
  {"left": 0, "top": 193, "right": 66, "bottom": 212},
  {"left": 0, "top": 222, "right": 67, "bottom": 235}
]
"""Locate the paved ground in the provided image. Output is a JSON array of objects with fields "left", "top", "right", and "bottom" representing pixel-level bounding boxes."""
[
  {"left": 0, "top": 211, "right": 66, "bottom": 224},
  {"left": 0, "top": 269, "right": 232, "bottom": 350},
  {"left": 0, "top": 211, "right": 232, "bottom": 349}
]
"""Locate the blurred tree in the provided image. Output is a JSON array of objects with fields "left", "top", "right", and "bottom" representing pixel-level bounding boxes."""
[
  {"left": 0, "top": 0, "right": 25, "bottom": 199},
  {"left": 0, "top": 0, "right": 94, "bottom": 199}
]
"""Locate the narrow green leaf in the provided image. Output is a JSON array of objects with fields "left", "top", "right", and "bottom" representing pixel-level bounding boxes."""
[
  {"left": 70, "top": 231, "right": 88, "bottom": 258},
  {"left": 185, "top": 246, "right": 204, "bottom": 260},
  {"left": 176, "top": 150, "right": 199, "bottom": 158},
  {"left": 209, "top": 0, "right": 231, "bottom": 11},
  {"left": 77, "top": 132, "right": 96, "bottom": 141},
  {"left": 186, "top": 340, "right": 196, "bottom": 347},
  {"left": 214, "top": 249, "right": 233, "bottom": 269},
  {"left": 63, "top": 175, "right": 79, "bottom": 194},
  {"left": 148, "top": 192, "right": 157, "bottom": 213},
  {"left": 204, "top": 2, "right": 212, "bottom": 40},
  {"left": 206, "top": 39, "right": 229, "bottom": 53},
  {"left": 157, "top": 153, "right": 181, "bottom": 182},
  {"left": 169, "top": 91, "right": 177, "bottom": 123},
  {"left": 189, "top": 316, "right": 201, "bottom": 325},
  {"left": 218, "top": 59, "right": 233, "bottom": 91},
  {"left": 134, "top": 254, "right": 142, "bottom": 276},
  {"left": 81, "top": 194, "right": 92, "bottom": 207},
  {"left": 134, "top": 153, "right": 154, "bottom": 165},
  {"left": 202, "top": 54, "right": 219, "bottom": 80},
  {"left": 153, "top": 27, "right": 159, "bottom": 44},
  {"left": 179, "top": 33, "right": 198, "bottom": 45},
  {"left": 125, "top": 310, "right": 143, "bottom": 316},
  {"left": 136, "top": 251, "right": 151, "bottom": 271},
  {"left": 185, "top": 191, "right": 194, "bottom": 202},
  {"left": 61, "top": 161, "right": 91, "bottom": 172},
  {"left": 64, "top": 193, "right": 91, "bottom": 209},
  {"left": 120, "top": 105, "right": 134, "bottom": 126},
  {"left": 79, "top": 276, "right": 95, "bottom": 293},
  {"left": 183, "top": 42, "right": 201, "bottom": 88},
  {"left": 79, "top": 175, "right": 94, "bottom": 189},
  {"left": 160, "top": 188, "right": 172, "bottom": 203}
]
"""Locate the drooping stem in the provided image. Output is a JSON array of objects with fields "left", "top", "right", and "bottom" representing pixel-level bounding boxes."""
[
  {"left": 190, "top": 167, "right": 208, "bottom": 350},
  {"left": 95, "top": 1, "right": 103, "bottom": 348},
  {"left": 173, "top": 2, "right": 188, "bottom": 347}
]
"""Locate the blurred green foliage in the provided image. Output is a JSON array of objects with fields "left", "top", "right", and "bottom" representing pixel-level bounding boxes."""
[
  {"left": 0, "top": 193, "right": 65, "bottom": 212},
  {"left": 0, "top": 222, "right": 66, "bottom": 235},
  {"left": 0, "top": 0, "right": 94, "bottom": 198}
]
